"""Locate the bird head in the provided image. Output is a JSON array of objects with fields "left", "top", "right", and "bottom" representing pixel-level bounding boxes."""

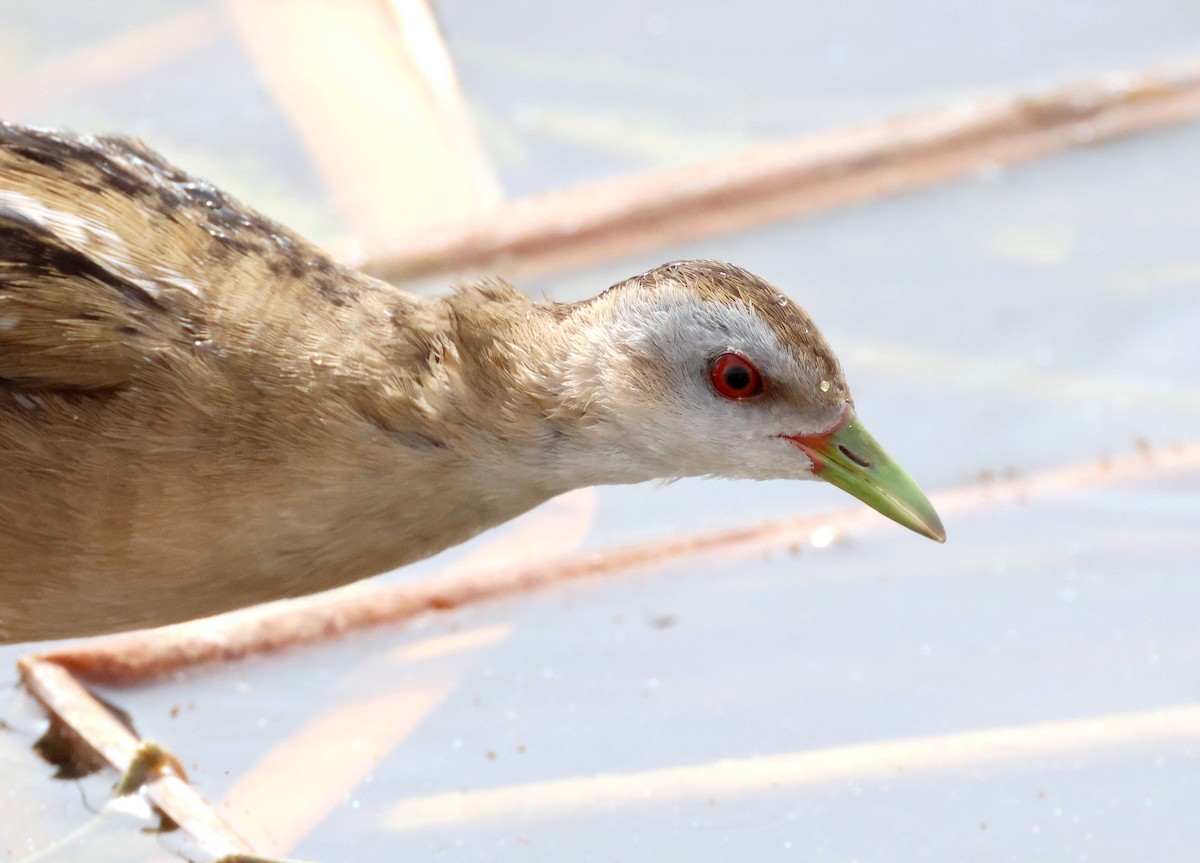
[{"left": 554, "top": 260, "right": 945, "bottom": 542}]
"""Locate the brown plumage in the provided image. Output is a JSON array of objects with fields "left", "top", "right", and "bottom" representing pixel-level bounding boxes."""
[{"left": 0, "top": 121, "right": 940, "bottom": 644}]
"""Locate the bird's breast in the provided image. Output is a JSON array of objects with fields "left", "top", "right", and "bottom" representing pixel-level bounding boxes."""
[{"left": 0, "top": 382, "right": 548, "bottom": 643}]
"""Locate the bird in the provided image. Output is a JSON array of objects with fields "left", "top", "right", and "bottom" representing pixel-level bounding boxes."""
[{"left": 0, "top": 121, "right": 943, "bottom": 645}]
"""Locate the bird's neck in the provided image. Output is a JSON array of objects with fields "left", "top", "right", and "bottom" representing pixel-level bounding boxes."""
[{"left": 414, "top": 282, "right": 655, "bottom": 495}]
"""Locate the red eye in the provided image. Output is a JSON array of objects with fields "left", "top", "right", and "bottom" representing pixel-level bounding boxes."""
[{"left": 710, "top": 352, "right": 763, "bottom": 399}]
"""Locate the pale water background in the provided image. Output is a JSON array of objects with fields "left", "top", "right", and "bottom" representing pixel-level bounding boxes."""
[{"left": 1, "top": 2, "right": 1198, "bottom": 861}]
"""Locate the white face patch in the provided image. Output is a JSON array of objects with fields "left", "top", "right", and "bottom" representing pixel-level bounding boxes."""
[
  {"left": 0, "top": 189, "right": 201, "bottom": 300},
  {"left": 556, "top": 282, "right": 846, "bottom": 486},
  {"left": 607, "top": 287, "right": 792, "bottom": 373}
]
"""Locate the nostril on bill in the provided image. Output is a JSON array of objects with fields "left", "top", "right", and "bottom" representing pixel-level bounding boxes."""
[{"left": 838, "top": 444, "right": 871, "bottom": 468}]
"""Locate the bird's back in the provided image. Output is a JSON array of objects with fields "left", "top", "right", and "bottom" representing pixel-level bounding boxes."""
[{"left": 0, "top": 123, "right": 465, "bottom": 642}]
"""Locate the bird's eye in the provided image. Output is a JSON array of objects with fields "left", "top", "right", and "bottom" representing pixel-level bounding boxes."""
[{"left": 710, "top": 352, "right": 764, "bottom": 399}]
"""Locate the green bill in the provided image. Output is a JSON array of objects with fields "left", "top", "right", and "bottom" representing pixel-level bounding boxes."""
[{"left": 787, "top": 413, "right": 946, "bottom": 542}]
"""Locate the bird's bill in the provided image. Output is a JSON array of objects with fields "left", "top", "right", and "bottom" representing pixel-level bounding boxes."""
[{"left": 783, "top": 411, "right": 946, "bottom": 542}]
